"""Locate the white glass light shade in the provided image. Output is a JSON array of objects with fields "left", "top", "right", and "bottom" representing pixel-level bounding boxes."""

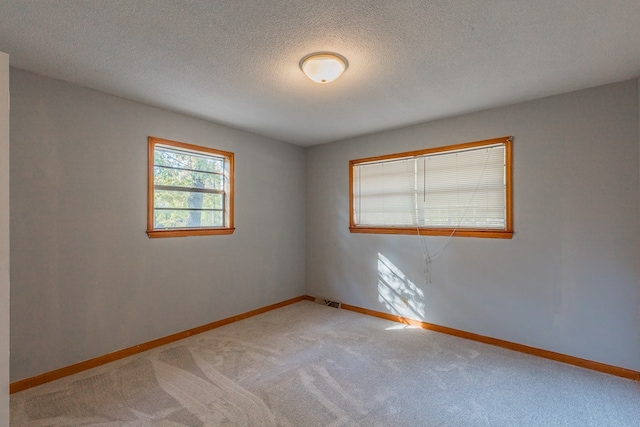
[{"left": 300, "top": 53, "right": 348, "bottom": 84}]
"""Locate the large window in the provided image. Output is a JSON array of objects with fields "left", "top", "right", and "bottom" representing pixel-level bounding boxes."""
[
  {"left": 350, "top": 136, "right": 513, "bottom": 238},
  {"left": 147, "top": 137, "right": 234, "bottom": 238}
]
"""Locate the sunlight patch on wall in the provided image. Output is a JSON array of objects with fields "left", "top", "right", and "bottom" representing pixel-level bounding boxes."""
[{"left": 378, "top": 253, "right": 425, "bottom": 321}]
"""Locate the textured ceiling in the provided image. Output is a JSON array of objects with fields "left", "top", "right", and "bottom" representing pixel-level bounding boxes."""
[{"left": 1, "top": 1, "right": 640, "bottom": 146}]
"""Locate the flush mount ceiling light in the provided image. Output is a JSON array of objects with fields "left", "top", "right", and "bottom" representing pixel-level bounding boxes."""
[{"left": 300, "top": 52, "right": 348, "bottom": 84}]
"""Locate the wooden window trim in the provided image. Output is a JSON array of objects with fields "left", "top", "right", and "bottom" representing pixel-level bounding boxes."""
[
  {"left": 147, "top": 136, "right": 235, "bottom": 238},
  {"left": 349, "top": 136, "right": 513, "bottom": 239}
]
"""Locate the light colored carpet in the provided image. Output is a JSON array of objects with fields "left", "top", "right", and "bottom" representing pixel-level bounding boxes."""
[{"left": 10, "top": 301, "right": 640, "bottom": 426}]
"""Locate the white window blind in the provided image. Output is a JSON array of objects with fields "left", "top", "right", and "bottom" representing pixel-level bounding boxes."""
[{"left": 352, "top": 142, "right": 507, "bottom": 230}]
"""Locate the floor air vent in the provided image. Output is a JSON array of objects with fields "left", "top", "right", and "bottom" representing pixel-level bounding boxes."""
[{"left": 314, "top": 297, "right": 342, "bottom": 309}]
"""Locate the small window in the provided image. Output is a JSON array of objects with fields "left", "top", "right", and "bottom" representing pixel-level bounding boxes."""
[
  {"left": 147, "top": 137, "right": 234, "bottom": 238},
  {"left": 350, "top": 136, "right": 513, "bottom": 238}
]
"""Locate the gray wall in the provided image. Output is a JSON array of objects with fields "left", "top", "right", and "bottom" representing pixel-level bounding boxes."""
[
  {"left": 9, "top": 67, "right": 640, "bottom": 384},
  {"left": 306, "top": 80, "right": 640, "bottom": 371},
  {"left": 0, "top": 51, "right": 9, "bottom": 426},
  {"left": 10, "top": 69, "right": 306, "bottom": 382}
]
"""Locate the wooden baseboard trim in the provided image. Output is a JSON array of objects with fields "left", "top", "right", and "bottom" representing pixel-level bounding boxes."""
[
  {"left": 340, "top": 302, "right": 640, "bottom": 382},
  {"left": 12, "top": 295, "right": 637, "bottom": 393},
  {"left": 10, "top": 295, "right": 309, "bottom": 394}
]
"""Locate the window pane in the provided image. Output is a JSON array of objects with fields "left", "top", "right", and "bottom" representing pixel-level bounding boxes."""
[
  {"left": 154, "top": 166, "right": 223, "bottom": 190},
  {"left": 155, "top": 147, "right": 224, "bottom": 174},
  {"left": 154, "top": 209, "right": 223, "bottom": 229},
  {"left": 154, "top": 190, "right": 223, "bottom": 210}
]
